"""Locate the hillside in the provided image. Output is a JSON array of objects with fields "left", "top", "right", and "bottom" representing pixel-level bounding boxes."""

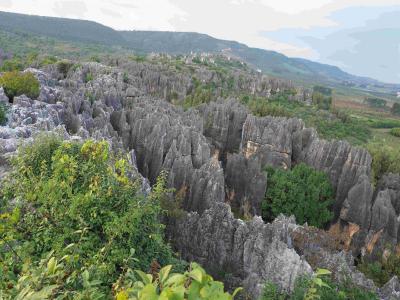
[
  {"left": 1, "top": 10, "right": 399, "bottom": 97},
  {"left": 0, "top": 11, "right": 125, "bottom": 45}
]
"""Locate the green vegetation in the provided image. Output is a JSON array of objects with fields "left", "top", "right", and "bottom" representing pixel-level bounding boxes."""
[
  {"left": 84, "top": 72, "right": 94, "bottom": 83},
  {"left": 390, "top": 128, "right": 400, "bottom": 137},
  {"left": 0, "top": 102, "right": 7, "bottom": 125},
  {"left": 3, "top": 255, "right": 239, "bottom": 300},
  {"left": 312, "top": 86, "right": 332, "bottom": 110},
  {"left": 245, "top": 95, "right": 371, "bottom": 146},
  {"left": 364, "top": 97, "right": 387, "bottom": 109},
  {"left": 392, "top": 103, "right": 400, "bottom": 116},
  {"left": 182, "top": 79, "right": 215, "bottom": 109},
  {"left": 241, "top": 95, "right": 292, "bottom": 118},
  {"left": 57, "top": 59, "right": 74, "bottom": 78},
  {"left": 115, "top": 263, "right": 241, "bottom": 299},
  {"left": 358, "top": 253, "right": 400, "bottom": 287},
  {"left": 261, "top": 270, "right": 378, "bottom": 300},
  {"left": 262, "top": 163, "right": 334, "bottom": 228},
  {"left": 0, "top": 136, "right": 240, "bottom": 299},
  {"left": 0, "top": 136, "right": 175, "bottom": 296},
  {"left": 367, "top": 144, "right": 400, "bottom": 183},
  {"left": 0, "top": 71, "right": 40, "bottom": 101}
]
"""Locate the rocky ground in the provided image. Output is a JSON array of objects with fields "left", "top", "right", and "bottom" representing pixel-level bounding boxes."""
[{"left": 0, "top": 61, "right": 399, "bottom": 299}]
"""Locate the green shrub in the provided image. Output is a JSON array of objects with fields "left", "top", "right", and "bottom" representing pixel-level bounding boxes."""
[
  {"left": 358, "top": 253, "right": 400, "bottom": 287},
  {"left": 390, "top": 127, "right": 400, "bottom": 137},
  {"left": 0, "top": 136, "right": 175, "bottom": 292},
  {"left": 366, "top": 118, "right": 400, "bottom": 129},
  {"left": 84, "top": 72, "right": 94, "bottom": 83},
  {"left": 312, "top": 86, "right": 333, "bottom": 110},
  {"left": 391, "top": 103, "right": 400, "bottom": 116},
  {"left": 123, "top": 72, "right": 129, "bottom": 83},
  {"left": 115, "top": 263, "right": 242, "bottom": 299},
  {"left": 0, "top": 57, "right": 25, "bottom": 71},
  {"left": 0, "top": 71, "right": 40, "bottom": 101},
  {"left": 0, "top": 102, "right": 7, "bottom": 125},
  {"left": 364, "top": 98, "right": 387, "bottom": 109},
  {"left": 261, "top": 270, "right": 378, "bottom": 300},
  {"left": 57, "top": 59, "right": 73, "bottom": 78},
  {"left": 242, "top": 96, "right": 292, "bottom": 118},
  {"left": 1, "top": 255, "right": 238, "bottom": 300},
  {"left": 39, "top": 55, "right": 58, "bottom": 66},
  {"left": 262, "top": 163, "right": 334, "bottom": 228},
  {"left": 367, "top": 144, "right": 400, "bottom": 183},
  {"left": 182, "top": 84, "right": 214, "bottom": 109}
]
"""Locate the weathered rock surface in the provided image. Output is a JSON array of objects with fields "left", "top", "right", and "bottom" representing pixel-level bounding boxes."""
[
  {"left": 1, "top": 62, "right": 400, "bottom": 298},
  {"left": 225, "top": 153, "right": 267, "bottom": 216},
  {"left": 380, "top": 276, "right": 400, "bottom": 300},
  {"left": 0, "top": 87, "right": 8, "bottom": 103},
  {"left": 171, "top": 202, "right": 313, "bottom": 299}
]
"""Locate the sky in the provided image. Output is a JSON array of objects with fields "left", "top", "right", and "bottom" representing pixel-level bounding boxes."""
[{"left": 0, "top": 0, "right": 399, "bottom": 82}]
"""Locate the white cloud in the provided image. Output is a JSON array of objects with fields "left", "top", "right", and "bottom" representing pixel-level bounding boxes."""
[
  {"left": 0, "top": 0, "right": 186, "bottom": 30},
  {"left": 0, "top": 0, "right": 12, "bottom": 8},
  {"left": 0, "top": 0, "right": 399, "bottom": 57}
]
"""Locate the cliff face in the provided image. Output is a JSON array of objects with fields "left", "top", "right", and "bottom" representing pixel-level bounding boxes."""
[{"left": 1, "top": 62, "right": 400, "bottom": 298}]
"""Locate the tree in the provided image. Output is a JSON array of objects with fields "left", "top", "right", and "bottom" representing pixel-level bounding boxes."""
[
  {"left": 312, "top": 86, "right": 333, "bottom": 110},
  {"left": 391, "top": 103, "right": 400, "bottom": 116},
  {"left": 262, "top": 163, "right": 334, "bottom": 228},
  {"left": 364, "top": 98, "right": 387, "bottom": 109}
]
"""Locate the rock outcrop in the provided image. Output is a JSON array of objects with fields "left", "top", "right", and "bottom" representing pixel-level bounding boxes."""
[
  {"left": 2, "top": 61, "right": 400, "bottom": 298},
  {"left": 171, "top": 202, "right": 313, "bottom": 299}
]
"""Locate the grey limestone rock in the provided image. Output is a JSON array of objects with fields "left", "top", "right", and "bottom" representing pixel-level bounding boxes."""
[{"left": 0, "top": 87, "right": 8, "bottom": 103}]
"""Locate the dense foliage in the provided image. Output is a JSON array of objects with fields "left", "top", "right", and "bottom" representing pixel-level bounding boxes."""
[
  {"left": 0, "top": 136, "right": 176, "bottom": 296},
  {"left": 115, "top": 263, "right": 241, "bottom": 299},
  {"left": 262, "top": 163, "right": 334, "bottom": 228},
  {"left": 312, "top": 86, "right": 332, "bottom": 110},
  {"left": 391, "top": 103, "right": 400, "bottom": 116},
  {"left": 261, "top": 269, "right": 378, "bottom": 300},
  {"left": 241, "top": 95, "right": 292, "bottom": 118},
  {"left": 0, "top": 71, "right": 40, "bottom": 101},
  {"left": 367, "top": 144, "right": 400, "bottom": 183},
  {"left": 390, "top": 127, "right": 400, "bottom": 137},
  {"left": 1, "top": 253, "right": 238, "bottom": 300},
  {"left": 364, "top": 98, "right": 387, "bottom": 109}
]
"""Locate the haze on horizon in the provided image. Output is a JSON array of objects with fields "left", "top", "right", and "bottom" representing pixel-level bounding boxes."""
[{"left": 0, "top": 0, "right": 399, "bottom": 83}]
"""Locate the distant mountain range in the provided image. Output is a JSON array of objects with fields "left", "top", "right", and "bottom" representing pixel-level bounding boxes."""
[{"left": 0, "top": 10, "right": 399, "bottom": 94}]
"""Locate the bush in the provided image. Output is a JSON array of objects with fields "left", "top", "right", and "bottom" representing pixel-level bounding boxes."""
[
  {"left": 0, "top": 136, "right": 175, "bottom": 293},
  {"left": 1, "top": 255, "right": 239, "bottom": 299},
  {"left": 115, "top": 263, "right": 242, "bottom": 299},
  {"left": 367, "top": 144, "right": 400, "bottom": 183},
  {"left": 0, "top": 57, "right": 25, "bottom": 72},
  {"left": 390, "top": 127, "right": 400, "bottom": 137},
  {"left": 261, "top": 270, "right": 378, "bottom": 300},
  {"left": 0, "top": 71, "right": 40, "bottom": 101},
  {"left": 391, "top": 103, "right": 400, "bottom": 116},
  {"left": 242, "top": 96, "right": 292, "bottom": 118},
  {"left": 364, "top": 98, "right": 387, "bottom": 109},
  {"left": 358, "top": 253, "right": 400, "bottom": 287},
  {"left": 312, "top": 86, "right": 333, "bottom": 110},
  {"left": 262, "top": 163, "right": 334, "bottom": 228},
  {"left": 57, "top": 59, "right": 73, "bottom": 78},
  {"left": 84, "top": 72, "right": 94, "bottom": 83},
  {"left": 0, "top": 102, "right": 7, "bottom": 125}
]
